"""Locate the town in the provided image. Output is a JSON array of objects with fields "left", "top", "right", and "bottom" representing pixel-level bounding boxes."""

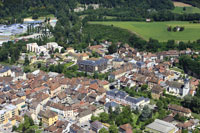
[
  {"left": 0, "top": 38, "right": 199, "bottom": 132},
  {"left": 1, "top": 0, "right": 200, "bottom": 133}
]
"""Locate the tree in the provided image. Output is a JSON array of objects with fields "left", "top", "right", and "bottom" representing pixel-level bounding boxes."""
[
  {"left": 109, "top": 125, "right": 118, "bottom": 133},
  {"left": 24, "top": 55, "right": 30, "bottom": 66},
  {"left": 156, "top": 101, "right": 164, "bottom": 110},
  {"left": 167, "top": 26, "right": 172, "bottom": 31},
  {"left": 12, "top": 125, "right": 17, "bottom": 132},
  {"left": 141, "top": 84, "right": 148, "bottom": 91},
  {"left": 139, "top": 105, "right": 152, "bottom": 121},
  {"left": 91, "top": 115, "right": 99, "bottom": 122},
  {"left": 99, "top": 128, "right": 109, "bottom": 133},
  {"left": 39, "top": 120, "right": 42, "bottom": 126},
  {"left": 54, "top": 48, "right": 59, "bottom": 53},
  {"left": 93, "top": 72, "right": 99, "bottom": 79},
  {"left": 40, "top": 52, "right": 44, "bottom": 57},
  {"left": 166, "top": 40, "right": 175, "bottom": 49},
  {"left": 173, "top": 27, "right": 177, "bottom": 32},
  {"left": 61, "top": 48, "right": 65, "bottom": 53},
  {"left": 37, "top": 63, "right": 42, "bottom": 68},
  {"left": 99, "top": 112, "right": 109, "bottom": 123},
  {"left": 108, "top": 44, "right": 118, "bottom": 54}
]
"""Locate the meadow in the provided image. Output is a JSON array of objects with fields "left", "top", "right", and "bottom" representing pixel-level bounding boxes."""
[
  {"left": 172, "top": 1, "right": 200, "bottom": 14},
  {"left": 172, "top": 7, "right": 200, "bottom": 14},
  {"left": 90, "top": 21, "right": 200, "bottom": 42}
]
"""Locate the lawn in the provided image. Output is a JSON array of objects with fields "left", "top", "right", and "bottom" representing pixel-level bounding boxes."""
[
  {"left": 170, "top": 67, "right": 184, "bottom": 73},
  {"left": 172, "top": 7, "right": 200, "bottom": 14},
  {"left": 90, "top": 21, "right": 200, "bottom": 42}
]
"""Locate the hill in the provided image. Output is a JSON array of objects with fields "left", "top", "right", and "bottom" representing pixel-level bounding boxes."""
[
  {"left": 174, "top": 0, "right": 200, "bottom": 8},
  {"left": 90, "top": 21, "right": 200, "bottom": 42}
]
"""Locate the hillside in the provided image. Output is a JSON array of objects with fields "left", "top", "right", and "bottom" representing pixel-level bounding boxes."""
[
  {"left": 90, "top": 21, "right": 200, "bottom": 42},
  {"left": 174, "top": 0, "right": 200, "bottom": 8}
]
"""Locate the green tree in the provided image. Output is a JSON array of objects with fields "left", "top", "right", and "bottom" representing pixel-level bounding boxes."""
[
  {"left": 91, "top": 115, "right": 99, "bottom": 122},
  {"left": 141, "top": 84, "right": 148, "bottom": 91},
  {"left": 39, "top": 120, "right": 42, "bottom": 126},
  {"left": 139, "top": 105, "right": 152, "bottom": 122},
  {"left": 108, "top": 44, "right": 118, "bottom": 54},
  {"left": 99, "top": 112, "right": 109, "bottom": 123},
  {"left": 54, "top": 48, "right": 59, "bottom": 53},
  {"left": 156, "top": 101, "right": 164, "bottom": 110},
  {"left": 109, "top": 125, "right": 118, "bottom": 133},
  {"left": 24, "top": 55, "right": 30, "bottom": 66},
  {"left": 61, "top": 48, "right": 65, "bottom": 53},
  {"left": 99, "top": 128, "right": 109, "bottom": 133},
  {"left": 12, "top": 125, "right": 17, "bottom": 132},
  {"left": 40, "top": 52, "right": 44, "bottom": 57}
]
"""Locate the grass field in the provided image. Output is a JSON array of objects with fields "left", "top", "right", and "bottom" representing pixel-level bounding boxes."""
[
  {"left": 172, "top": 1, "right": 200, "bottom": 14},
  {"left": 90, "top": 21, "right": 200, "bottom": 42},
  {"left": 172, "top": 7, "right": 200, "bottom": 14}
]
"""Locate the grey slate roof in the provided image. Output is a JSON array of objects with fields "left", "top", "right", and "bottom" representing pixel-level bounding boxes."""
[
  {"left": 78, "top": 58, "right": 107, "bottom": 66},
  {"left": 105, "top": 101, "right": 119, "bottom": 108}
]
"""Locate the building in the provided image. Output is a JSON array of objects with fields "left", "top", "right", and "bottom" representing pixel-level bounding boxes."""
[
  {"left": 47, "top": 42, "right": 63, "bottom": 53},
  {"left": 70, "top": 124, "right": 84, "bottom": 133},
  {"left": 151, "top": 85, "right": 164, "bottom": 99},
  {"left": 0, "top": 104, "right": 19, "bottom": 125},
  {"left": 168, "top": 104, "right": 191, "bottom": 117},
  {"left": 0, "top": 66, "right": 12, "bottom": 77},
  {"left": 106, "top": 90, "right": 150, "bottom": 109},
  {"left": 105, "top": 101, "right": 120, "bottom": 113},
  {"left": 119, "top": 123, "right": 133, "bottom": 133},
  {"left": 12, "top": 98, "right": 26, "bottom": 111},
  {"left": 77, "top": 58, "right": 108, "bottom": 73},
  {"left": 90, "top": 120, "right": 103, "bottom": 133},
  {"left": 109, "top": 63, "right": 136, "bottom": 80},
  {"left": 146, "top": 119, "right": 178, "bottom": 133},
  {"left": 26, "top": 43, "right": 47, "bottom": 54},
  {"left": 41, "top": 110, "right": 58, "bottom": 126},
  {"left": 166, "top": 79, "right": 190, "bottom": 97}
]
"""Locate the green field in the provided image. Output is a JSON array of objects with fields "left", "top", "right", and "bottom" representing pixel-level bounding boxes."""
[
  {"left": 90, "top": 21, "right": 200, "bottom": 42},
  {"left": 172, "top": 7, "right": 200, "bottom": 14}
]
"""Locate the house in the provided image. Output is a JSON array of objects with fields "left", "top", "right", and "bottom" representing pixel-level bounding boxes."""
[
  {"left": 77, "top": 58, "right": 108, "bottom": 73},
  {"left": 0, "top": 104, "right": 19, "bottom": 125},
  {"left": 66, "top": 47, "right": 75, "bottom": 54},
  {"left": 168, "top": 104, "right": 191, "bottom": 117},
  {"left": 136, "top": 61, "right": 146, "bottom": 68},
  {"left": 112, "top": 58, "right": 124, "bottom": 69},
  {"left": 109, "top": 63, "right": 136, "bottom": 80},
  {"left": 151, "top": 85, "right": 164, "bottom": 99},
  {"left": 70, "top": 124, "right": 85, "bottom": 133},
  {"left": 40, "top": 110, "right": 58, "bottom": 126},
  {"left": 166, "top": 79, "right": 190, "bottom": 97},
  {"left": 26, "top": 43, "right": 47, "bottom": 54},
  {"left": 12, "top": 98, "right": 26, "bottom": 111},
  {"left": 106, "top": 90, "right": 150, "bottom": 109},
  {"left": 176, "top": 119, "right": 199, "bottom": 131},
  {"left": 105, "top": 101, "right": 120, "bottom": 113},
  {"left": 0, "top": 66, "right": 12, "bottom": 77},
  {"left": 78, "top": 109, "right": 93, "bottom": 123},
  {"left": 45, "top": 101, "right": 74, "bottom": 118},
  {"left": 44, "top": 120, "right": 70, "bottom": 133},
  {"left": 90, "top": 120, "right": 104, "bottom": 133},
  {"left": 125, "top": 96, "right": 150, "bottom": 109},
  {"left": 47, "top": 42, "right": 63, "bottom": 53},
  {"left": 119, "top": 123, "right": 133, "bottom": 133},
  {"left": 146, "top": 119, "right": 178, "bottom": 133}
]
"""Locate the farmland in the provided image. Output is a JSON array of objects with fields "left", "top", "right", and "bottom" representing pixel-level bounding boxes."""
[
  {"left": 172, "top": 1, "right": 200, "bottom": 14},
  {"left": 90, "top": 21, "right": 200, "bottom": 42},
  {"left": 172, "top": 7, "right": 200, "bottom": 14}
]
